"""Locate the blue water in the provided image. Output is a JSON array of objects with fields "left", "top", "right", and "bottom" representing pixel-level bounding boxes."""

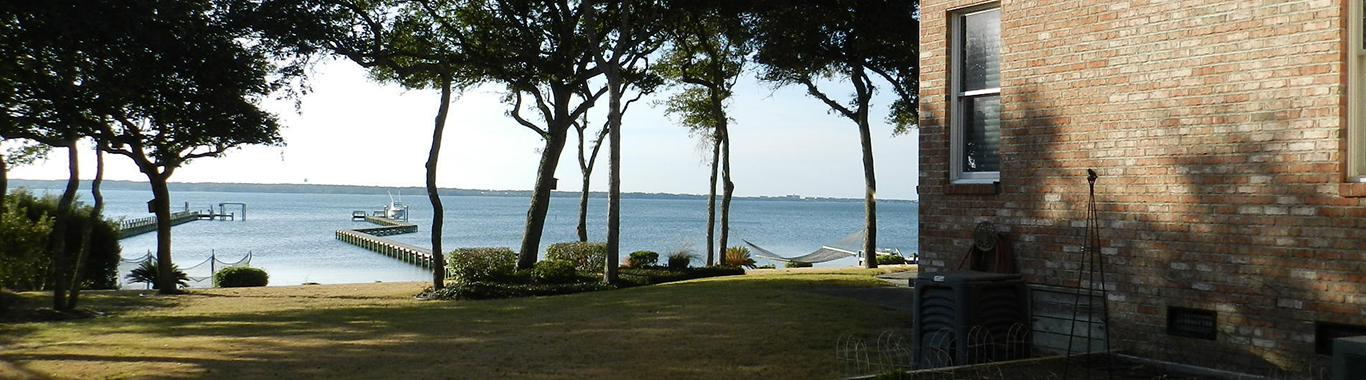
[{"left": 16, "top": 187, "right": 918, "bottom": 288}]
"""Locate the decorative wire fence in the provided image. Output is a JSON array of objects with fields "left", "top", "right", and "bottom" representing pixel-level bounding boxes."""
[
  {"left": 116, "top": 250, "right": 256, "bottom": 289},
  {"left": 837, "top": 324, "right": 1031, "bottom": 378}
]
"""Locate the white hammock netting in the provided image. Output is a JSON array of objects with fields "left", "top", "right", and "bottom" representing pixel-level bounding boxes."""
[{"left": 741, "top": 229, "right": 865, "bottom": 263}]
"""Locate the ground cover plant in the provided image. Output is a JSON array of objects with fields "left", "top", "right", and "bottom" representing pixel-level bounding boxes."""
[{"left": 0, "top": 268, "right": 912, "bottom": 380}]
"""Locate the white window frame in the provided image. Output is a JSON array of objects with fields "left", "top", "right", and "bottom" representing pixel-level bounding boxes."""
[
  {"left": 949, "top": 4, "right": 1002, "bottom": 184},
  {"left": 1349, "top": 0, "right": 1366, "bottom": 182}
]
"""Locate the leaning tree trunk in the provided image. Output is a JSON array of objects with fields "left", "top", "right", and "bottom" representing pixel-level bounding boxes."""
[
  {"left": 145, "top": 170, "right": 179, "bottom": 293},
  {"left": 516, "top": 119, "right": 572, "bottom": 270},
  {"left": 426, "top": 75, "right": 454, "bottom": 290},
  {"left": 49, "top": 139, "right": 81, "bottom": 309},
  {"left": 704, "top": 135, "right": 720, "bottom": 265},
  {"left": 67, "top": 145, "right": 105, "bottom": 309}
]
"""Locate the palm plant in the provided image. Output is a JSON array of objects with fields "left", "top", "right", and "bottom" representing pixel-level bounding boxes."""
[
  {"left": 125, "top": 257, "right": 188, "bottom": 290},
  {"left": 723, "top": 246, "right": 757, "bottom": 269}
]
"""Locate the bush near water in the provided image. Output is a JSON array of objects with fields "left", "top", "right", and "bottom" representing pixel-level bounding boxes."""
[
  {"left": 446, "top": 247, "right": 518, "bottom": 283},
  {"left": 214, "top": 267, "right": 269, "bottom": 287},
  {"left": 626, "top": 251, "right": 659, "bottom": 268},
  {"left": 876, "top": 254, "right": 906, "bottom": 265},
  {"left": 426, "top": 242, "right": 744, "bottom": 301},
  {"left": 545, "top": 242, "right": 607, "bottom": 272}
]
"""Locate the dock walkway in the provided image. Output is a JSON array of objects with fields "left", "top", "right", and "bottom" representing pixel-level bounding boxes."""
[
  {"left": 118, "top": 211, "right": 200, "bottom": 239},
  {"left": 335, "top": 216, "right": 434, "bottom": 269}
]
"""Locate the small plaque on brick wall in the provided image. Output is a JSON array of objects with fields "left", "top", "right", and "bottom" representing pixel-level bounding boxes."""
[{"left": 1167, "top": 307, "right": 1217, "bottom": 340}]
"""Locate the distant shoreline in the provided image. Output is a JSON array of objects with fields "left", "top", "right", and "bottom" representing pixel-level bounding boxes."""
[{"left": 7, "top": 179, "right": 917, "bottom": 203}]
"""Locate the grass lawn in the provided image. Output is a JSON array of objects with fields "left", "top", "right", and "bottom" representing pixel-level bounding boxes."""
[{"left": 0, "top": 267, "right": 914, "bottom": 380}]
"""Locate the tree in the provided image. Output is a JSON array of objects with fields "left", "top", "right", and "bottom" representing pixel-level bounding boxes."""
[
  {"left": 582, "top": 0, "right": 669, "bottom": 282},
  {"left": 752, "top": 0, "right": 919, "bottom": 268},
  {"left": 658, "top": 0, "right": 752, "bottom": 266},
  {"left": 245, "top": 0, "right": 485, "bottom": 290},
  {"left": 456, "top": 0, "right": 608, "bottom": 269},
  {"left": 572, "top": 114, "right": 608, "bottom": 242},
  {"left": 86, "top": 0, "right": 285, "bottom": 293}
]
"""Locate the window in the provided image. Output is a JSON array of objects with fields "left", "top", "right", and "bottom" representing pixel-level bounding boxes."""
[
  {"left": 1351, "top": 0, "right": 1366, "bottom": 181},
  {"left": 950, "top": 6, "right": 1001, "bottom": 184}
]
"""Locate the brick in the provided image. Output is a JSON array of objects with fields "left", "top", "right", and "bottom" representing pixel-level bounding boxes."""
[{"left": 920, "top": 0, "right": 1353, "bottom": 374}]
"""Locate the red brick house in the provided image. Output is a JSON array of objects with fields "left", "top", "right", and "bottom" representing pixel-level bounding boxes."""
[{"left": 917, "top": 0, "right": 1366, "bottom": 375}]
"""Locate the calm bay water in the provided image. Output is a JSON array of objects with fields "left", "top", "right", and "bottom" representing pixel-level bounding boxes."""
[{"left": 17, "top": 186, "right": 918, "bottom": 288}]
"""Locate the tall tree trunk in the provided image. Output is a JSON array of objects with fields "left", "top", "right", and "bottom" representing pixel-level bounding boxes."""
[
  {"left": 146, "top": 170, "right": 178, "bottom": 293},
  {"left": 857, "top": 116, "right": 877, "bottom": 269},
  {"left": 719, "top": 120, "right": 734, "bottom": 260},
  {"left": 67, "top": 145, "right": 104, "bottom": 309},
  {"left": 1, "top": 151, "right": 8, "bottom": 222},
  {"left": 426, "top": 75, "right": 453, "bottom": 290},
  {"left": 50, "top": 139, "right": 81, "bottom": 309},
  {"left": 704, "top": 135, "right": 720, "bottom": 265},
  {"left": 517, "top": 119, "right": 571, "bottom": 270},
  {"left": 605, "top": 81, "right": 622, "bottom": 284}
]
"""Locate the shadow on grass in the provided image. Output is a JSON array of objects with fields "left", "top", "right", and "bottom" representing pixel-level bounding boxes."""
[{"left": 1, "top": 275, "right": 912, "bottom": 380}]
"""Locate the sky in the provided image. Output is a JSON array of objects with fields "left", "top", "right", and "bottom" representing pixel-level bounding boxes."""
[{"left": 7, "top": 59, "right": 921, "bottom": 200}]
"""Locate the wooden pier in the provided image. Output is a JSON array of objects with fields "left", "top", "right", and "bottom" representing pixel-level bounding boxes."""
[
  {"left": 117, "top": 211, "right": 200, "bottom": 239},
  {"left": 335, "top": 216, "right": 434, "bottom": 269}
]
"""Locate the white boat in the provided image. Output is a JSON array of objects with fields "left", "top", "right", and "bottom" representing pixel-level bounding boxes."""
[{"left": 374, "top": 192, "right": 409, "bottom": 221}]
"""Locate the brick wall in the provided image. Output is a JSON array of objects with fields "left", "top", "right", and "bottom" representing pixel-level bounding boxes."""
[{"left": 919, "top": 0, "right": 1366, "bottom": 375}]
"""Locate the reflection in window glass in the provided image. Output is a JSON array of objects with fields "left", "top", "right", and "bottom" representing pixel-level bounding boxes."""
[
  {"left": 961, "top": 9, "right": 1000, "bottom": 92},
  {"left": 963, "top": 95, "right": 1000, "bottom": 172}
]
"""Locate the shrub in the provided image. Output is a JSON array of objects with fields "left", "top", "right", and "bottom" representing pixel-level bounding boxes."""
[
  {"left": 447, "top": 247, "right": 517, "bottom": 283},
  {"left": 545, "top": 242, "right": 606, "bottom": 272},
  {"left": 1, "top": 189, "right": 121, "bottom": 291},
  {"left": 616, "top": 266, "right": 746, "bottom": 287},
  {"left": 419, "top": 281, "right": 617, "bottom": 301},
  {"left": 125, "top": 258, "right": 189, "bottom": 290},
  {"left": 214, "top": 266, "right": 269, "bottom": 287},
  {"left": 627, "top": 251, "right": 659, "bottom": 268},
  {"left": 723, "top": 246, "right": 757, "bottom": 269},
  {"left": 532, "top": 260, "right": 579, "bottom": 284},
  {"left": 666, "top": 250, "right": 694, "bottom": 270},
  {"left": 876, "top": 254, "right": 906, "bottom": 265},
  {"left": 785, "top": 261, "right": 813, "bottom": 268}
]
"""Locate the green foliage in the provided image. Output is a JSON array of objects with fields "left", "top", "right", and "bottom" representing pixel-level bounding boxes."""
[
  {"left": 666, "top": 250, "right": 695, "bottom": 270},
  {"left": 627, "top": 251, "right": 659, "bottom": 268},
  {"left": 214, "top": 267, "right": 269, "bottom": 288},
  {"left": 125, "top": 258, "right": 189, "bottom": 290},
  {"left": 722, "top": 246, "right": 757, "bottom": 269},
  {"left": 545, "top": 242, "right": 607, "bottom": 272},
  {"left": 0, "top": 189, "right": 120, "bottom": 291},
  {"left": 785, "top": 261, "right": 814, "bottom": 268},
  {"left": 531, "top": 260, "right": 580, "bottom": 285},
  {"left": 876, "top": 254, "right": 906, "bottom": 265},
  {"left": 446, "top": 247, "right": 517, "bottom": 283},
  {"left": 419, "top": 281, "right": 619, "bottom": 301}
]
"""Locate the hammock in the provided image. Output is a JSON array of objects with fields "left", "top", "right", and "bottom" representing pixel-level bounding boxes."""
[{"left": 741, "top": 230, "right": 865, "bottom": 263}]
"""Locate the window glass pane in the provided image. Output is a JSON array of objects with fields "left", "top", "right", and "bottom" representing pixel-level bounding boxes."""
[
  {"left": 963, "top": 94, "right": 1000, "bottom": 172},
  {"left": 961, "top": 9, "right": 1000, "bottom": 91}
]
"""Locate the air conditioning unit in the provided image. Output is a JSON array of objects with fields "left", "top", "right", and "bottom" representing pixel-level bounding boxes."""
[
  {"left": 912, "top": 270, "right": 1030, "bottom": 369},
  {"left": 1335, "top": 336, "right": 1366, "bottom": 380}
]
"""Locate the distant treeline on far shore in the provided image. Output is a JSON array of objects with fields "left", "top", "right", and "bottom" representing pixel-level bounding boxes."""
[{"left": 7, "top": 179, "right": 916, "bottom": 203}]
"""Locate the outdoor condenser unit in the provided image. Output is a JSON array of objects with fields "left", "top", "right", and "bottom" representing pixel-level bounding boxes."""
[
  {"left": 1334, "top": 336, "right": 1366, "bottom": 380},
  {"left": 912, "top": 270, "right": 1030, "bottom": 369}
]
